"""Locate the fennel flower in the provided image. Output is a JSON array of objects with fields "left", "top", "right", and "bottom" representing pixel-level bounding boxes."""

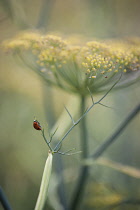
[{"left": 4, "top": 32, "right": 140, "bottom": 95}]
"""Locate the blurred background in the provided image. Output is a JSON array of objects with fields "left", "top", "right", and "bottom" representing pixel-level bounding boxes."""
[{"left": 0, "top": 0, "right": 140, "bottom": 209}]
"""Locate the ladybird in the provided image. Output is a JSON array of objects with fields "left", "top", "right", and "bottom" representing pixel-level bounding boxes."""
[{"left": 33, "top": 120, "right": 42, "bottom": 130}]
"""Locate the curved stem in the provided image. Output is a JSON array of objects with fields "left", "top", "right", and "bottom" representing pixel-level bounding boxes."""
[
  {"left": 70, "top": 96, "right": 89, "bottom": 210},
  {"left": 35, "top": 151, "right": 53, "bottom": 210},
  {"left": 42, "top": 89, "right": 69, "bottom": 210}
]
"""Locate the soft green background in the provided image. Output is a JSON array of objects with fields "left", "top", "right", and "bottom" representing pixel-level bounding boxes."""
[{"left": 0, "top": 0, "right": 140, "bottom": 209}]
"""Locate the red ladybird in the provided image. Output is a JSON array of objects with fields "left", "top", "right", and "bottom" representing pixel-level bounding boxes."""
[{"left": 33, "top": 120, "right": 42, "bottom": 130}]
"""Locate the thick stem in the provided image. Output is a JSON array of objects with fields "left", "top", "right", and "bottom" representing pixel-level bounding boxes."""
[
  {"left": 54, "top": 155, "right": 69, "bottom": 210},
  {"left": 42, "top": 79, "right": 68, "bottom": 209},
  {"left": 70, "top": 96, "right": 89, "bottom": 210},
  {"left": 35, "top": 151, "right": 53, "bottom": 210},
  {"left": 80, "top": 96, "right": 88, "bottom": 159}
]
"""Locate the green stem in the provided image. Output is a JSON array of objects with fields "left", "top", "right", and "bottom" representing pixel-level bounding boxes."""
[
  {"left": 35, "top": 151, "right": 53, "bottom": 210},
  {"left": 54, "top": 74, "right": 122, "bottom": 151},
  {"left": 70, "top": 95, "right": 89, "bottom": 210},
  {"left": 91, "top": 103, "right": 140, "bottom": 159},
  {"left": 80, "top": 96, "right": 88, "bottom": 158}
]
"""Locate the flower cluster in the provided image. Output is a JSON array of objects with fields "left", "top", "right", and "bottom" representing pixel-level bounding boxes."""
[{"left": 4, "top": 32, "right": 140, "bottom": 95}]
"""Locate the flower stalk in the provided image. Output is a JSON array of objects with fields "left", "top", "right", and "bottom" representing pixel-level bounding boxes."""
[
  {"left": 35, "top": 151, "right": 53, "bottom": 210},
  {"left": 70, "top": 95, "right": 89, "bottom": 210},
  {"left": 3, "top": 32, "right": 140, "bottom": 210}
]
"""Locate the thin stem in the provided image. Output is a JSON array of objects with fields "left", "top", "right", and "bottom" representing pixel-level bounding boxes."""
[
  {"left": 97, "top": 73, "right": 123, "bottom": 104},
  {"left": 91, "top": 103, "right": 140, "bottom": 159},
  {"left": 41, "top": 130, "right": 53, "bottom": 152},
  {"left": 54, "top": 74, "right": 122, "bottom": 151},
  {"left": 54, "top": 102, "right": 95, "bottom": 151},
  {"left": 70, "top": 96, "right": 89, "bottom": 210},
  {"left": 54, "top": 123, "right": 77, "bottom": 151},
  {"left": 64, "top": 105, "right": 75, "bottom": 124}
]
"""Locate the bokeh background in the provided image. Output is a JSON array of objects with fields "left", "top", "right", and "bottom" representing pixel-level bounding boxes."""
[{"left": 0, "top": 0, "right": 140, "bottom": 209}]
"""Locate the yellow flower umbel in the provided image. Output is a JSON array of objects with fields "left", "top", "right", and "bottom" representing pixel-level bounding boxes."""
[{"left": 4, "top": 32, "right": 140, "bottom": 95}]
